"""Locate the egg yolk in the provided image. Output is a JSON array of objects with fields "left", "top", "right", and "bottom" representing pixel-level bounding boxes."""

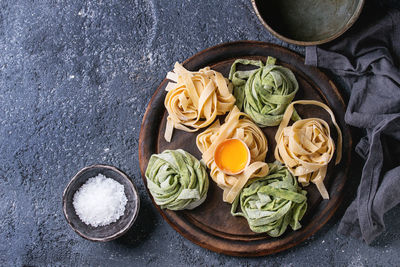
[{"left": 214, "top": 139, "right": 249, "bottom": 174}]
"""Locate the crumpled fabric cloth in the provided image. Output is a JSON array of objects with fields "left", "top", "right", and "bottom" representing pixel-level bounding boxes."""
[{"left": 305, "top": 3, "right": 400, "bottom": 244}]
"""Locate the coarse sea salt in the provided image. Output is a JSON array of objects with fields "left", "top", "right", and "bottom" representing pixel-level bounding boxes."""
[{"left": 73, "top": 174, "right": 127, "bottom": 227}]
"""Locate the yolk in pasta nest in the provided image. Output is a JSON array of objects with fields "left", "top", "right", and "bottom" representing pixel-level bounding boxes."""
[{"left": 214, "top": 139, "right": 250, "bottom": 175}]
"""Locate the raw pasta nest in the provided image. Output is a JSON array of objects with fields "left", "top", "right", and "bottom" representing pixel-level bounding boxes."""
[
  {"left": 164, "top": 62, "right": 235, "bottom": 142},
  {"left": 145, "top": 149, "right": 209, "bottom": 210},
  {"left": 229, "top": 57, "right": 299, "bottom": 127},
  {"left": 196, "top": 106, "right": 269, "bottom": 203},
  {"left": 274, "top": 100, "right": 342, "bottom": 199},
  {"left": 231, "top": 162, "right": 307, "bottom": 237}
]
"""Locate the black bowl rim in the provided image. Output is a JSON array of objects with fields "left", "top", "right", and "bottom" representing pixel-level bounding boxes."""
[
  {"left": 251, "top": 0, "right": 365, "bottom": 46},
  {"left": 62, "top": 164, "right": 140, "bottom": 242}
]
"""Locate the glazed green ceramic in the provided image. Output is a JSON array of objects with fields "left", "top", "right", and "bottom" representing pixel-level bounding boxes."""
[{"left": 252, "top": 0, "right": 364, "bottom": 45}]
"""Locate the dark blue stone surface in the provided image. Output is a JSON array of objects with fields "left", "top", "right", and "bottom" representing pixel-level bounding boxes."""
[{"left": 0, "top": 0, "right": 399, "bottom": 266}]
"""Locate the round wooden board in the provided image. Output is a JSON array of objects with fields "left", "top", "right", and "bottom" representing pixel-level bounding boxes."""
[{"left": 139, "top": 41, "right": 352, "bottom": 257}]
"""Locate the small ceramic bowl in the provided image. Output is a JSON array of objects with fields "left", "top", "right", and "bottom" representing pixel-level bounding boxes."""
[
  {"left": 62, "top": 164, "right": 140, "bottom": 242},
  {"left": 214, "top": 138, "right": 251, "bottom": 175},
  {"left": 251, "top": 0, "right": 364, "bottom": 46}
]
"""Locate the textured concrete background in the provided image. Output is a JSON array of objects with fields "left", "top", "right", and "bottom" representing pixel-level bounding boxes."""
[{"left": 0, "top": 0, "right": 399, "bottom": 266}]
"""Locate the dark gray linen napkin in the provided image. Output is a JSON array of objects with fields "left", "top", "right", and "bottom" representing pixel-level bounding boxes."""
[{"left": 305, "top": 4, "right": 400, "bottom": 244}]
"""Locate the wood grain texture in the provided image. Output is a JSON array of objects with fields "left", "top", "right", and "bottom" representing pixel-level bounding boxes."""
[{"left": 139, "top": 41, "right": 352, "bottom": 256}]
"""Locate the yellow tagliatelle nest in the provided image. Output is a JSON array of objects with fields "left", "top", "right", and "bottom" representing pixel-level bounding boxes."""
[
  {"left": 196, "top": 106, "right": 269, "bottom": 203},
  {"left": 164, "top": 62, "right": 235, "bottom": 142},
  {"left": 274, "top": 100, "right": 342, "bottom": 199}
]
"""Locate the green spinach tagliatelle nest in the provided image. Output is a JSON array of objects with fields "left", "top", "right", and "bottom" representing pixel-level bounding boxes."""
[
  {"left": 229, "top": 57, "right": 300, "bottom": 127},
  {"left": 145, "top": 149, "right": 209, "bottom": 211},
  {"left": 231, "top": 162, "right": 307, "bottom": 237}
]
